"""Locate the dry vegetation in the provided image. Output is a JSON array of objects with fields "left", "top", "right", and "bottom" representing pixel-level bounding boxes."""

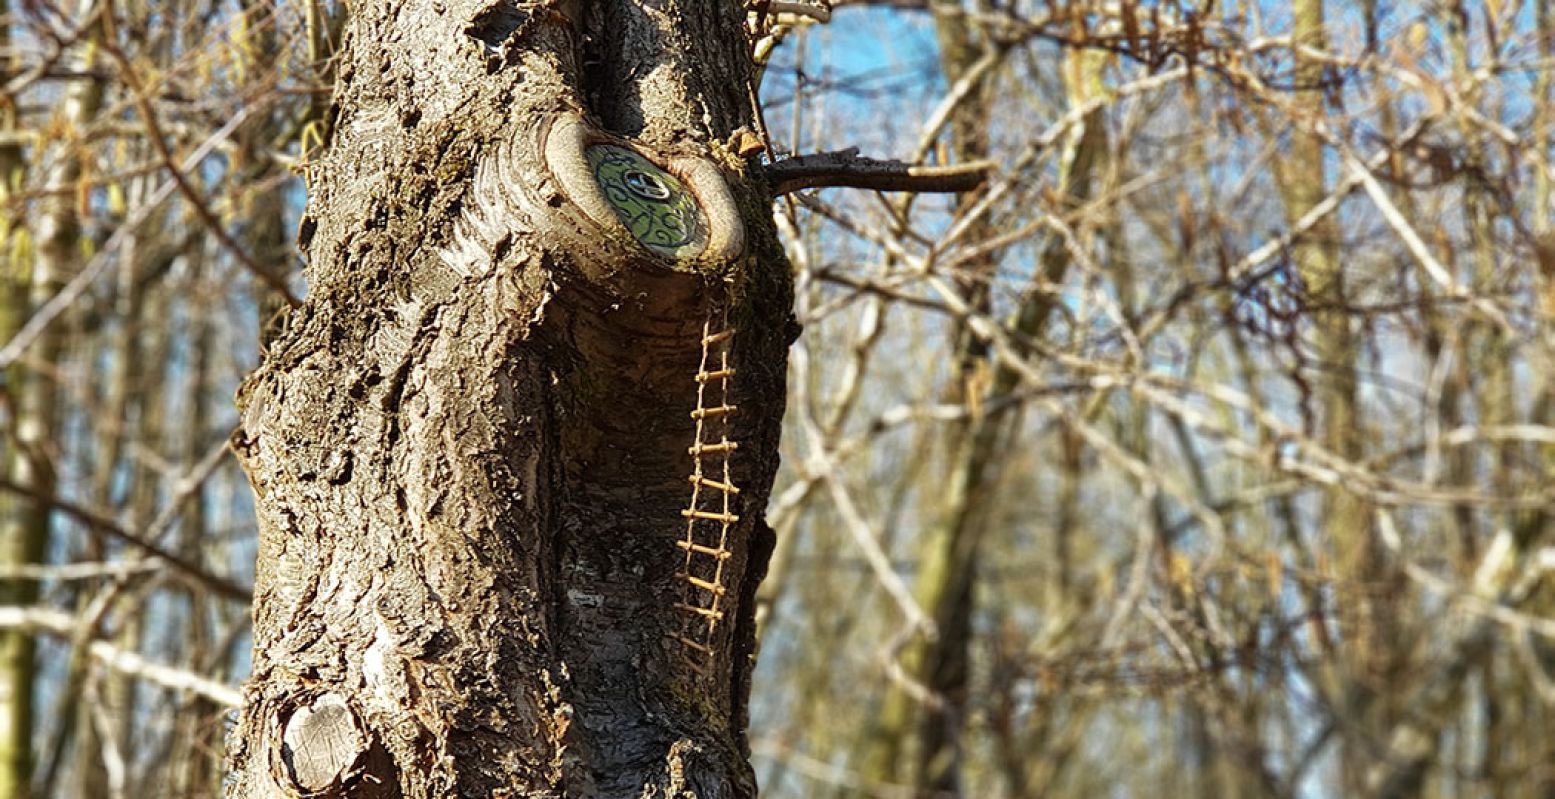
[{"left": 2, "top": 0, "right": 1553, "bottom": 797}]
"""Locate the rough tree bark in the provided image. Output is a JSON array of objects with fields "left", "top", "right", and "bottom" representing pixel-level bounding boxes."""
[{"left": 227, "top": 2, "right": 794, "bottom": 796}]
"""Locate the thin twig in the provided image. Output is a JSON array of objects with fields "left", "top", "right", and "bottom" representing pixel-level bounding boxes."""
[
  {"left": 0, "top": 104, "right": 260, "bottom": 370},
  {"left": 98, "top": 0, "right": 300, "bottom": 307},
  {"left": 0, "top": 468, "right": 253, "bottom": 602}
]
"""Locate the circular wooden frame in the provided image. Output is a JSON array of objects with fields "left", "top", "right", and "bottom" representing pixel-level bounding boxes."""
[{"left": 543, "top": 116, "right": 746, "bottom": 263}]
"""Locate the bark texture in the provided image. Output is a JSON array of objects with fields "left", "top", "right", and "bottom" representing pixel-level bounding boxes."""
[{"left": 228, "top": 2, "right": 791, "bottom": 797}]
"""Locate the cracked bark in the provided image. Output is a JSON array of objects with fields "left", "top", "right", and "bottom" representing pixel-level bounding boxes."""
[{"left": 226, "top": 2, "right": 791, "bottom": 797}]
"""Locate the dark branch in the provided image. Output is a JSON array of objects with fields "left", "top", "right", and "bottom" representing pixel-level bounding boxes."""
[
  {"left": 0, "top": 477, "right": 254, "bottom": 602},
  {"left": 764, "top": 150, "right": 994, "bottom": 195}
]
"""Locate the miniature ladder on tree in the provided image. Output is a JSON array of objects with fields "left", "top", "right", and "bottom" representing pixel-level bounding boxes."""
[{"left": 675, "top": 307, "right": 740, "bottom": 673}]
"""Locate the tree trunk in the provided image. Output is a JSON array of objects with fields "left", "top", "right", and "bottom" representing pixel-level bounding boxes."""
[
  {"left": 227, "top": 2, "right": 791, "bottom": 797},
  {"left": 858, "top": 22, "right": 1107, "bottom": 796},
  {"left": 856, "top": 4, "right": 999, "bottom": 790},
  {"left": 0, "top": 1, "right": 35, "bottom": 794}
]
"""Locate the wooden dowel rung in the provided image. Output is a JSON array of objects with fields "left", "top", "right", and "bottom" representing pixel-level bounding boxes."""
[
  {"left": 676, "top": 635, "right": 714, "bottom": 654},
  {"left": 681, "top": 509, "right": 740, "bottom": 523},
  {"left": 679, "top": 574, "right": 726, "bottom": 594},
  {"left": 675, "top": 603, "right": 724, "bottom": 619},
  {"left": 688, "top": 440, "right": 738, "bottom": 455},
  {"left": 690, "top": 405, "right": 737, "bottom": 419},
  {"left": 688, "top": 475, "right": 741, "bottom": 493},
  {"left": 677, "top": 540, "right": 733, "bottom": 558},
  {"left": 696, "top": 368, "right": 736, "bottom": 382},
  {"left": 702, "top": 329, "right": 735, "bottom": 345}
]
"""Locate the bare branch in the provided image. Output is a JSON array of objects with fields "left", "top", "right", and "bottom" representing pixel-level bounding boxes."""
[
  {"left": 0, "top": 607, "right": 242, "bottom": 709},
  {"left": 765, "top": 150, "right": 994, "bottom": 195},
  {"left": 767, "top": 1, "right": 832, "bottom": 24},
  {"left": 0, "top": 470, "right": 253, "bottom": 602},
  {"left": 0, "top": 104, "right": 260, "bottom": 371},
  {"left": 97, "top": 4, "right": 301, "bottom": 308}
]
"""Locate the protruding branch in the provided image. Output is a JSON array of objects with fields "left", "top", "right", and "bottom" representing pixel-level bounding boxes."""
[{"left": 765, "top": 150, "right": 994, "bottom": 196}]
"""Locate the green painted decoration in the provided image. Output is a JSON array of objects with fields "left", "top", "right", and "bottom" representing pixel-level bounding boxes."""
[{"left": 586, "top": 144, "right": 705, "bottom": 257}]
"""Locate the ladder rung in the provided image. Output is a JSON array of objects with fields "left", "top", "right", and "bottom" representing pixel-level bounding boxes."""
[
  {"left": 676, "top": 602, "right": 724, "bottom": 619},
  {"left": 690, "top": 405, "right": 737, "bottom": 419},
  {"left": 689, "top": 440, "right": 738, "bottom": 455},
  {"left": 679, "top": 574, "right": 727, "bottom": 595},
  {"left": 682, "top": 509, "right": 740, "bottom": 523},
  {"left": 677, "top": 540, "right": 733, "bottom": 558},
  {"left": 702, "top": 329, "right": 735, "bottom": 345},
  {"left": 696, "top": 368, "right": 736, "bottom": 383},
  {"left": 689, "top": 474, "right": 741, "bottom": 494},
  {"left": 676, "top": 635, "right": 715, "bottom": 654}
]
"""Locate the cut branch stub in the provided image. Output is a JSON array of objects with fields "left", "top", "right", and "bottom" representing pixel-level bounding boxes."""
[{"left": 273, "top": 693, "right": 371, "bottom": 796}]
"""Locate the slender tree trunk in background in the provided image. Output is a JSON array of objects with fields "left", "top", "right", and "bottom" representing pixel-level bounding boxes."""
[
  {"left": 856, "top": 3, "right": 996, "bottom": 789},
  {"left": 1172, "top": 91, "right": 1279, "bottom": 799},
  {"left": 170, "top": 262, "right": 222, "bottom": 798},
  {"left": 1460, "top": 95, "right": 1516, "bottom": 799},
  {"left": 1273, "top": 0, "right": 1393, "bottom": 790},
  {"left": 74, "top": 285, "right": 170, "bottom": 799},
  {"left": 0, "top": 2, "right": 35, "bottom": 794},
  {"left": 69, "top": 132, "right": 152, "bottom": 799},
  {"left": 43, "top": 24, "right": 106, "bottom": 796},
  {"left": 857, "top": 13, "right": 1110, "bottom": 794},
  {"left": 227, "top": 2, "right": 791, "bottom": 796},
  {"left": 912, "top": 46, "right": 1110, "bottom": 798},
  {"left": 3, "top": 7, "right": 102, "bottom": 797},
  {"left": 903, "top": 17, "right": 1003, "bottom": 793},
  {"left": 73, "top": 231, "right": 144, "bottom": 799}
]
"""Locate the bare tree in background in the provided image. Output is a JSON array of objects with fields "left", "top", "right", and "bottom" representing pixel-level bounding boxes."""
[
  {"left": 0, "top": 1, "right": 318, "bottom": 796},
  {"left": 2, "top": 0, "right": 1555, "bottom": 797},
  {"left": 755, "top": 2, "right": 1555, "bottom": 798}
]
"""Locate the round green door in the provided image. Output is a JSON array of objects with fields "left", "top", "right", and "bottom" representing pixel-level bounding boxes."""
[{"left": 586, "top": 144, "right": 707, "bottom": 258}]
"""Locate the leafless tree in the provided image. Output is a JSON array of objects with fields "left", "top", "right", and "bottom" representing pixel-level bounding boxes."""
[{"left": 3, "top": 1, "right": 1555, "bottom": 797}]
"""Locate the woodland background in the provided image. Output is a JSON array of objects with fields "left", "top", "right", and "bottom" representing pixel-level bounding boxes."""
[{"left": 2, "top": 0, "right": 1554, "bottom": 797}]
